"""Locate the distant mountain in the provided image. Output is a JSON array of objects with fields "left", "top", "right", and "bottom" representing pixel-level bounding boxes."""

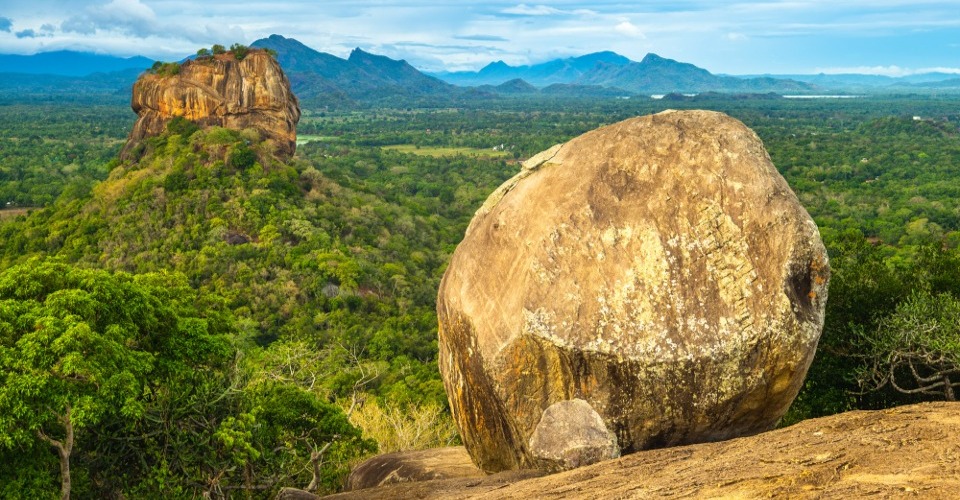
[
  {"left": 758, "top": 72, "right": 960, "bottom": 92},
  {"left": 488, "top": 78, "right": 539, "bottom": 94},
  {"left": 0, "top": 50, "right": 153, "bottom": 77},
  {"left": 540, "top": 83, "right": 634, "bottom": 98},
  {"left": 251, "top": 34, "right": 453, "bottom": 106},
  {"left": 434, "top": 51, "right": 631, "bottom": 87},
  {"left": 470, "top": 79, "right": 632, "bottom": 98},
  {"left": 576, "top": 53, "right": 816, "bottom": 94},
  {"left": 434, "top": 51, "right": 814, "bottom": 94},
  {"left": 0, "top": 68, "right": 142, "bottom": 101},
  {"left": 909, "top": 78, "right": 960, "bottom": 89}
]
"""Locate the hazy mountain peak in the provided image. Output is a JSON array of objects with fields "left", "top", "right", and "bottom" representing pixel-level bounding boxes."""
[{"left": 0, "top": 50, "right": 154, "bottom": 77}]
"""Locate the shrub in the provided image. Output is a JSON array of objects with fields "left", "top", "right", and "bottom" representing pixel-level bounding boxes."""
[{"left": 230, "top": 43, "right": 250, "bottom": 61}]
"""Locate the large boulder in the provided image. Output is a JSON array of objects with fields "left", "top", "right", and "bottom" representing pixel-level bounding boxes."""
[
  {"left": 122, "top": 50, "right": 300, "bottom": 160},
  {"left": 437, "top": 110, "right": 829, "bottom": 473}
]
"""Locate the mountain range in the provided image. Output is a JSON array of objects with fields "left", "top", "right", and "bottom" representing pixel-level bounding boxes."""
[
  {"left": 435, "top": 51, "right": 631, "bottom": 87},
  {"left": 3, "top": 35, "right": 960, "bottom": 104},
  {"left": 250, "top": 34, "right": 453, "bottom": 106},
  {"left": 0, "top": 50, "right": 154, "bottom": 77}
]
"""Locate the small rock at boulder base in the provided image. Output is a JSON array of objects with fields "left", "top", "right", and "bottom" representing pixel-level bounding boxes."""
[
  {"left": 528, "top": 399, "right": 619, "bottom": 470},
  {"left": 345, "top": 447, "right": 484, "bottom": 491},
  {"left": 121, "top": 50, "right": 300, "bottom": 160},
  {"left": 437, "top": 109, "right": 829, "bottom": 473}
]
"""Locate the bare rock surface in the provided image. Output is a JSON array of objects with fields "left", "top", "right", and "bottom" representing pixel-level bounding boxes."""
[
  {"left": 345, "top": 447, "right": 484, "bottom": 491},
  {"left": 320, "top": 403, "right": 960, "bottom": 499},
  {"left": 437, "top": 110, "right": 829, "bottom": 472},
  {"left": 276, "top": 488, "right": 321, "bottom": 500},
  {"left": 122, "top": 50, "right": 300, "bottom": 160}
]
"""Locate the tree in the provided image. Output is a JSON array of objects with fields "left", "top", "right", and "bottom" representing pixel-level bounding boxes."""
[
  {"left": 0, "top": 260, "right": 229, "bottom": 499},
  {"left": 230, "top": 43, "right": 250, "bottom": 61},
  {"left": 211, "top": 44, "right": 226, "bottom": 55},
  {"left": 856, "top": 290, "right": 960, "bottom": 401}
]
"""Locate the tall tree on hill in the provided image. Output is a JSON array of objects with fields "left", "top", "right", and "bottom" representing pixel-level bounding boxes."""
[{"left": 0, "top": 260, "right": 229, "bottom": 499}]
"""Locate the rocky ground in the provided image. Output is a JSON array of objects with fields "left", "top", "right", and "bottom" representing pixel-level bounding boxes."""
[{"left": 314, "top": 402, "right": 960, "bottom": 499}]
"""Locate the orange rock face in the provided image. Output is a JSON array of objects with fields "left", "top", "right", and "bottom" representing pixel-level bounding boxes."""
[{"left": 122, "top": 50, "right": 300, "bottom": 160}]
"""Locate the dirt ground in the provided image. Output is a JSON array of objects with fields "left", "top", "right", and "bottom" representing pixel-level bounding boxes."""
[
  {"left": 0, "top": 207, "right": 32, "bottom": 220},
  {"left": 323, "top": 402, "right": 960, "bottom": 499}
]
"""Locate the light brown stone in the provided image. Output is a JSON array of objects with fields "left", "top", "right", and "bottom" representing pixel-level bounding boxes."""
[
  {"left": 122, "top": 50, "right": 300, "bottom": 160},
  {"left": 345, "top": 447, "right": 484, "bottom": 491},
  {"left": 437, "top": 110, "right": 829, "bottom": 473},
  {"left": 319, "top": 403, "right": 960, "bottom": 499}
]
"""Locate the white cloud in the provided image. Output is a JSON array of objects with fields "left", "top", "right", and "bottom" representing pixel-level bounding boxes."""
[
  {"left": 2, "top": 0, "right": 960, "bottom": 75},
  {"left": 614, "top": 21, "right": 645, "bottom": 38},
  {"left": 501, "top": 4, "right": 563, "bottom": 16},
  {"left": 97, "top": 0, "right": 156, "bottom": 24},
  {"left": 500, "top": 3, "right": 600, "bottom": 17}
]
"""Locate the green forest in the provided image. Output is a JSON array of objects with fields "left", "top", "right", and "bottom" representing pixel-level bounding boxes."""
[{"left": 2, "top": 92, "right": 960, "bottom": 498}]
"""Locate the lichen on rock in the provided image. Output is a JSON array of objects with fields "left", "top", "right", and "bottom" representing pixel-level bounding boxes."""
[
  {"left": 121, "top": 49, "right": 300, "bottom": 161},
  {"left": 437, "top": 110, "right": 830, "bottom": 473}
]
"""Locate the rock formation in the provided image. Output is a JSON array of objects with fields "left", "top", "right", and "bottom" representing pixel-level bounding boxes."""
[
  {"left": 320, "top": 402, "right": 960, "bottom": 499},
  {"left": 436, "top": 110, "right": 829, "bottom": 473},
  {"left": 345, "top": 447, "right": 484, "bottom": 491},
  {"left": 121, "top": 50, "right": 300, "bottom": 160}
]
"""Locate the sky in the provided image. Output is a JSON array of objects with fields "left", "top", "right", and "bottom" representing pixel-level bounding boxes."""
[{"left": 1, "top": 0, "right": 959, "bottom": 76}]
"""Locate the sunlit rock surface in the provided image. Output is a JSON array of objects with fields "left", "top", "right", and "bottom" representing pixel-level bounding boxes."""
[
  {"left": 122, "top": 50, "right": 300, "bottom": 160},
  {"left": 437, "top": 110, "right": 829, "bottom": 473}
]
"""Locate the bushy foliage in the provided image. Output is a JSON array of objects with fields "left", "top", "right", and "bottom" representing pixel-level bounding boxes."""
[
  {"left": 149, "top": 61, "right": 181, "bottom": 77},
  {"left": 230, "top": 43, "right": 250, "bottom": 61}
]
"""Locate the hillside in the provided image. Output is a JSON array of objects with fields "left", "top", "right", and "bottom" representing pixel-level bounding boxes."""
[
  {"left": 5, "top": 91, "right": 960, "bottom": 497},
  {"left": 322, "top": 402, "right": 960, "bottom": 499}
]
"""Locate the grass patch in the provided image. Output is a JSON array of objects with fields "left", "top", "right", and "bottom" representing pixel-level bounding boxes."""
[
  {"left": 382, "top": 144, "right": 510, "bottom": 158},
  {"left": 296, "top": 135, "right": 340, "bottom": 145}
]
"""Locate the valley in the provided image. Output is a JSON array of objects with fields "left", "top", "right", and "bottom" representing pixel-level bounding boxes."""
[{"left": 2, "top": 85, "right": 960, "bottom": 497}]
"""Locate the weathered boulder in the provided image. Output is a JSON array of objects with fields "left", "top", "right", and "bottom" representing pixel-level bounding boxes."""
[
  {"left": 121, "top": 50, "right": 300, "bottom": 160},
  {"left": 437, "top": 110, "right": 829, "bottom": 473},
  {"left": 345, "top": 447, "right": 484, "bottom": 491}
]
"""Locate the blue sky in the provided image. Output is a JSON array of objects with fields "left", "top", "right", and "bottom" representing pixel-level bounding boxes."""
[{"left": 1, "top": 0, "right": 958, "bottom": 75}]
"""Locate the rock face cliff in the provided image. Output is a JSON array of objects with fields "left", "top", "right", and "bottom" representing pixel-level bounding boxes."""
[
  {"left": 122, "top": 50, "right": 300, "bottom": 160},
  {"left": 437, "top": 110, "right": 829, "bottom": 473}
]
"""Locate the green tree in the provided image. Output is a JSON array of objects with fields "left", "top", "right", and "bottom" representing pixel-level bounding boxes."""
[
  {"left": 230, "top": 43, "right": 250, "bottom": 61},
  {"left": 0, "top": 260, "right": 229, "bottom": 499},
  {"left": 856, "top": 290, "right": 960, "bottom": 400}
]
